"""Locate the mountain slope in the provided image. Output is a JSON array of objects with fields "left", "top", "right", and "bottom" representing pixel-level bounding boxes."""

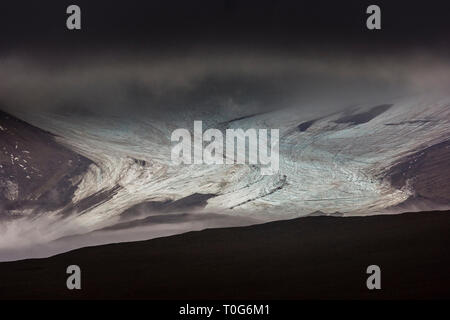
[
  {"left": 0, "top": 110, "right": 91, "bottom": 217},
  {"left": 0, "top": 210, "right": 449, "bottom": 299}
]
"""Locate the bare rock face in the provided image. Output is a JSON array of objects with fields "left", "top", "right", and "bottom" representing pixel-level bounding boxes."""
[
  {"left": 0, "top": 110, "right": 92, "bottom": 217},
  {"left": 387, "top": 140, "right": 450, "bottom": 205}
]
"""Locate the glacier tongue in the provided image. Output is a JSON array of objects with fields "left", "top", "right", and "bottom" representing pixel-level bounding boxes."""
[{"left": 11, "top": 95, "right": 448, "bottom": 228}]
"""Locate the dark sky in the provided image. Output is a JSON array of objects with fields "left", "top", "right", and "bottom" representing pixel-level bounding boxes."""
[
  {"left": 1, "top": 0, "right": 450, "bottom": 119},
  {"left": 1, "top": 0, "right": 450, "bottom": 53}
]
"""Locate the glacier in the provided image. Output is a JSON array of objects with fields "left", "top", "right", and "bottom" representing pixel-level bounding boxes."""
[{"left": 12, "top": 96, "right": 450, "bottom": 224}]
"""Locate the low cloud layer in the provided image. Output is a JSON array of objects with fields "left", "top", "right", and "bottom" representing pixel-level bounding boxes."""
[{"left": 1, "top": 47, "right": 450, "bottom": 122}]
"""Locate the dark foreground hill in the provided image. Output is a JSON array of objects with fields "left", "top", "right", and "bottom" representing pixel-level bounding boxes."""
[{"left": 0, "top": 210, "right": 449, "bottom": 299}]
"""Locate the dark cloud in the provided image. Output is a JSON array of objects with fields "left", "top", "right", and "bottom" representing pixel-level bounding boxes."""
[{"left": 1, "top": 47, "right": 450, "bottom": 124}]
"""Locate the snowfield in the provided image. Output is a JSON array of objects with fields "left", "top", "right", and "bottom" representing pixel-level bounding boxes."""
[
  {"left": 1, "top": 94, "right": 449, "bottom": 260},
  {"left": 15, "top": 96, "right": 450, "bottom": 225}
]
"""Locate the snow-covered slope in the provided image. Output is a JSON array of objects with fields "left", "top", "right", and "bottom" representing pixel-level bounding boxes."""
[
  {"left": 12, "top": 96, "right": 450, "bottom": 225},
  {"left": 1, "top": 93, "right": 449, "bottom": 261}
]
